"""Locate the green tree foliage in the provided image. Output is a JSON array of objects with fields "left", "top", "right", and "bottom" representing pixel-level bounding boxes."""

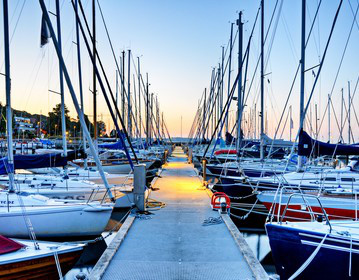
[
  {"left": 0, "top": 102, "right": 107, "bottom": 138},
  {"left": 48, "top": 103, "right": 70, "bottom": 136}
]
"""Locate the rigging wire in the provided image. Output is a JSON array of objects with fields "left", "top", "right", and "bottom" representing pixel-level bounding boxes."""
[
  {"left": 246, "top": 0, "right": 322, "bottom": 166},
  {"left": 316, "top": 1, "right": 358, "bottom": 141}
]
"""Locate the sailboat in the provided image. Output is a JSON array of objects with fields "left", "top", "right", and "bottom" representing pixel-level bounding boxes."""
[
  {"left": 264, "top": 1, "right": 359, "bottom": 279},
  {"left": 4, "top": 0, "right": 133, "bottom": 206},
  {"left": 0, "top": 235, "right": 84, "bottom": 279},
  {"left": 266, "top": 218, "right": 359, "bottom": 279},
  {"left": 0, "top": 191, "right": 113, "bottom": 238},
  {"left": 0, "top": 0, "right": 114, "bottom": 239}
]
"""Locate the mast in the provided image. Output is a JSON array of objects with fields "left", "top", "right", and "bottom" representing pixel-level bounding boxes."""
[
  {"left": 315, "top": 103, "right": 318, "bottom": 139},
  {"left": 340, "top": 88, "right": 344, "bottom": 142},
  {"left": 146, "top": 73, "right": 149, "bottom": 148},
  {"left": 226, "top": 23, "right": 234, "bottom": 134},
  {"left": 209, "top": 68, "right": 214, "bottom": 139},
  {"left": 39, "top": 0, "right": 115, "bottom": 200},
  {"left": 121, "top": 51, "right": 125, "bottom": 124},
  {"left": 348, "top": 81, "right": 351, "bottom": 144},
  {"left": 133, "top": 74, "right": 137, "bottom": 139},
  {"left": 260, "top": 0, "right": 265, "bottom": 160},
  {"left": 217, "top": 66, "right": 220, "bottom": 134},
  {"left": 156, "top": 96, "right": 160, "bottom": 139},
  {"left": 254, "top": 103, "right": 257, "bottom": 139},
  {"left": 92, "top": 0, "right": 97, "bottom": 142},
  {"left": 150, "top": 93, "right": 154, "bottom": 142},
  {"left": 289, "top": 105, "right": 292, "bottom": 142},
  {"left": 328, "top": 94, "right": 331, "bottom": 142},
  {"left": 56, "top": 0, "right": 67, "bottom": 159},
  {"left": 137, "top": 57, "right": 141, "bottom": 140},
  {"left": 236, "top": 11, "right": 243, "bottom": 154},
  {"left": 75, "top": 0, "right": 87, "bottom": 168},
  {"left": 127, "top": 49, "right": 132, "bottom": 138},
  {"left": 220, "top": 46, "right": 224, "bottom": 138},
  {"left": 203, "top": 88, "right": 206, "bottom": 140},
  {"left": 298, "top": 0, "right": 306, "bottom": 169},
  {"left": 162, "top": 112, "right": 165, "bottom": 140},
  {"left": 115, "top": 69, "right": 118, "bottom": 133},
  {"left": 39, "top": 112, "right": 42, "bottom": 137},
  {"left": 3, "top": 0, "right": 14, "bottom": 191}
]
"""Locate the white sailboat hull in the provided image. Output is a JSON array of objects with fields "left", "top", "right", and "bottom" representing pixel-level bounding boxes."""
[
  {"left": 0, "top": 193, "right": 113, "bottom": 238},
  {"left": 0, "top": 204, "right": 112, "bottom": 238},
  {"left": 101, "top": 160, "right": 154, "bottom": 174}
]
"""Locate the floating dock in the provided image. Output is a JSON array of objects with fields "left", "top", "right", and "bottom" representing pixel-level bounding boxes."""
[{"left": 90, "top": 147, "right": 268, "bottom": 280}]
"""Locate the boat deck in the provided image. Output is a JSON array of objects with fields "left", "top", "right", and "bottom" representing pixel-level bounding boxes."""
[{"left": 90, "top": 147, "right": 267, "bottom": 280}]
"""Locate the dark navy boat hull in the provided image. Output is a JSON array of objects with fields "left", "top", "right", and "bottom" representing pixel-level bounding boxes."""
[{"left": 266, "top": 223, "right": 359, "bottom": 280}]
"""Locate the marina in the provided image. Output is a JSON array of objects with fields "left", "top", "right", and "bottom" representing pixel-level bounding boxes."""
[{"left": 0, "top": 0, "right": 358, "bottom": 279}]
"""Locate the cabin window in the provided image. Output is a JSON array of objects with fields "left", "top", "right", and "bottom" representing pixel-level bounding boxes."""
[
  {"left": 41, "top": 183, "right": 55, "bottom": 186},
  {"left": 323, "top": 177, "right": 336, "bottom": 182},
  {"left": 341, "top": 178, "right": 355, "bottom": 182}
]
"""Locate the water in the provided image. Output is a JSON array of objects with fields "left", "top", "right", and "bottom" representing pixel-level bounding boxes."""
[
  {"left": 241, "top": 231, "right": 277, "bottom": 276},
  {"left": 230, "top": 206, "right": 278, "bottom": 276}
]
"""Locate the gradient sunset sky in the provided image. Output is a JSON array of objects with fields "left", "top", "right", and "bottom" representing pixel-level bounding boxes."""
[{"left": 0, "top": 0, "right": 358, "bottom": 141}]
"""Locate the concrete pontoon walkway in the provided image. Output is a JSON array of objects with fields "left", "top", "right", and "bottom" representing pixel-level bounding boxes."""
[{"left": 96, "top": 147, "right": 266, "bottom": 280}]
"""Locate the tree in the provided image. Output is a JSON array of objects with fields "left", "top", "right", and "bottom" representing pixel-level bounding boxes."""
[
  {"left": 0, "top": 103, "right": 6, "bottom": 135},
  {"left": 97, "top": 121, "right": 107, "bottom": 137},
  {"left": 48, "top": 103, "right": 72, "bottom": 136}
]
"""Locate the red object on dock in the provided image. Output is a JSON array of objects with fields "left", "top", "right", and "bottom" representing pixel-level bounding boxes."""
[{"left": 211, "top": 192, "right": 231, "bottom": 210}]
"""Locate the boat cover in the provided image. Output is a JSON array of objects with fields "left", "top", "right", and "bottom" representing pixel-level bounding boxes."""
[
  {"left": 39, "top": 139, "right": 53, "bottom": 146},
  {"left": 298, "top": 130, "right": 359, "bottom": 156},
  {"left": 98, "top": 140, "right": 124, "bottom": 150},
  {"left": 0, "top": 236, "right": 24, "bottom": 255},
  {"left": 225, "top": 132, "right": 235, "bottom": 145},
  {"left": 0, "top": 151, "right": 82, "bottom": 175}
]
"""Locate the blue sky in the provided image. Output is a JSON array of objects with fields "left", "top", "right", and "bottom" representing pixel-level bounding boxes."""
[{"left": 0, "top": 0, "right": 358, "bottom": 141}]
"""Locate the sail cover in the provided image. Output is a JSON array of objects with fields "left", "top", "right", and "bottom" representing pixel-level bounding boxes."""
[
  {"left": 39, "top": 139, "right": 53, "bottom": 146},
  {"left": 0, "top": 151, "right": 81, "bottom": 175},
  {"left": 0, "top": 235, "right": 24, "bottom": 255},
  {"left": 298, "top": 130, "right": 359, "bottom": 156},
  {"left": 98, "top": 140, "right": 124, "bottom": 150}
]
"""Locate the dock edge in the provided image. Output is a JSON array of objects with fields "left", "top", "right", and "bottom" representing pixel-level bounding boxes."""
[
  {"left": 88, "top": 215, "right": 136, "bottom": 280},
  {"left": 204, "top": 186, "right": 268, "bottom": 280},
  {"left": 221, "top": 213, "right": 269, "bottom": 280}
]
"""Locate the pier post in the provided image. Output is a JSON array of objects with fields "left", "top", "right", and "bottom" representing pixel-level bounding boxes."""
[
  {"left": 202, "top": 159, "right": 207, "bottom": 186},
  {"left": 164, "top": 149, "right": 168, "bottom": 164},
  {"left": 188, "top": 148, "right": 193, "bottom": 164},
  {"left": 134, "top": 164, "right": 146, "bottom": 211}
]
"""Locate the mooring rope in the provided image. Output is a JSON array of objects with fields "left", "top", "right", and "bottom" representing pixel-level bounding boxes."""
[
  {"left": 53, "top": 249, "right": 63, "bottom": 280},
  {"left": 202, "top": 216, "right": 223, "bottom": 226},
  {"left": 288, "top": 233, "right": 328, "bottom": 280}
]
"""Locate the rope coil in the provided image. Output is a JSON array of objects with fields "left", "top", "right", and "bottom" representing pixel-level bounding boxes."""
[{"left": 202, "top": 216, "right": 223, "bottom": 226}]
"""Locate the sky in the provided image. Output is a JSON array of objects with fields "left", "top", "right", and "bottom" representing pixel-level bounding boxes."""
[{"left": 0, "top": 0, "right": 358, "bottom": 141}]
